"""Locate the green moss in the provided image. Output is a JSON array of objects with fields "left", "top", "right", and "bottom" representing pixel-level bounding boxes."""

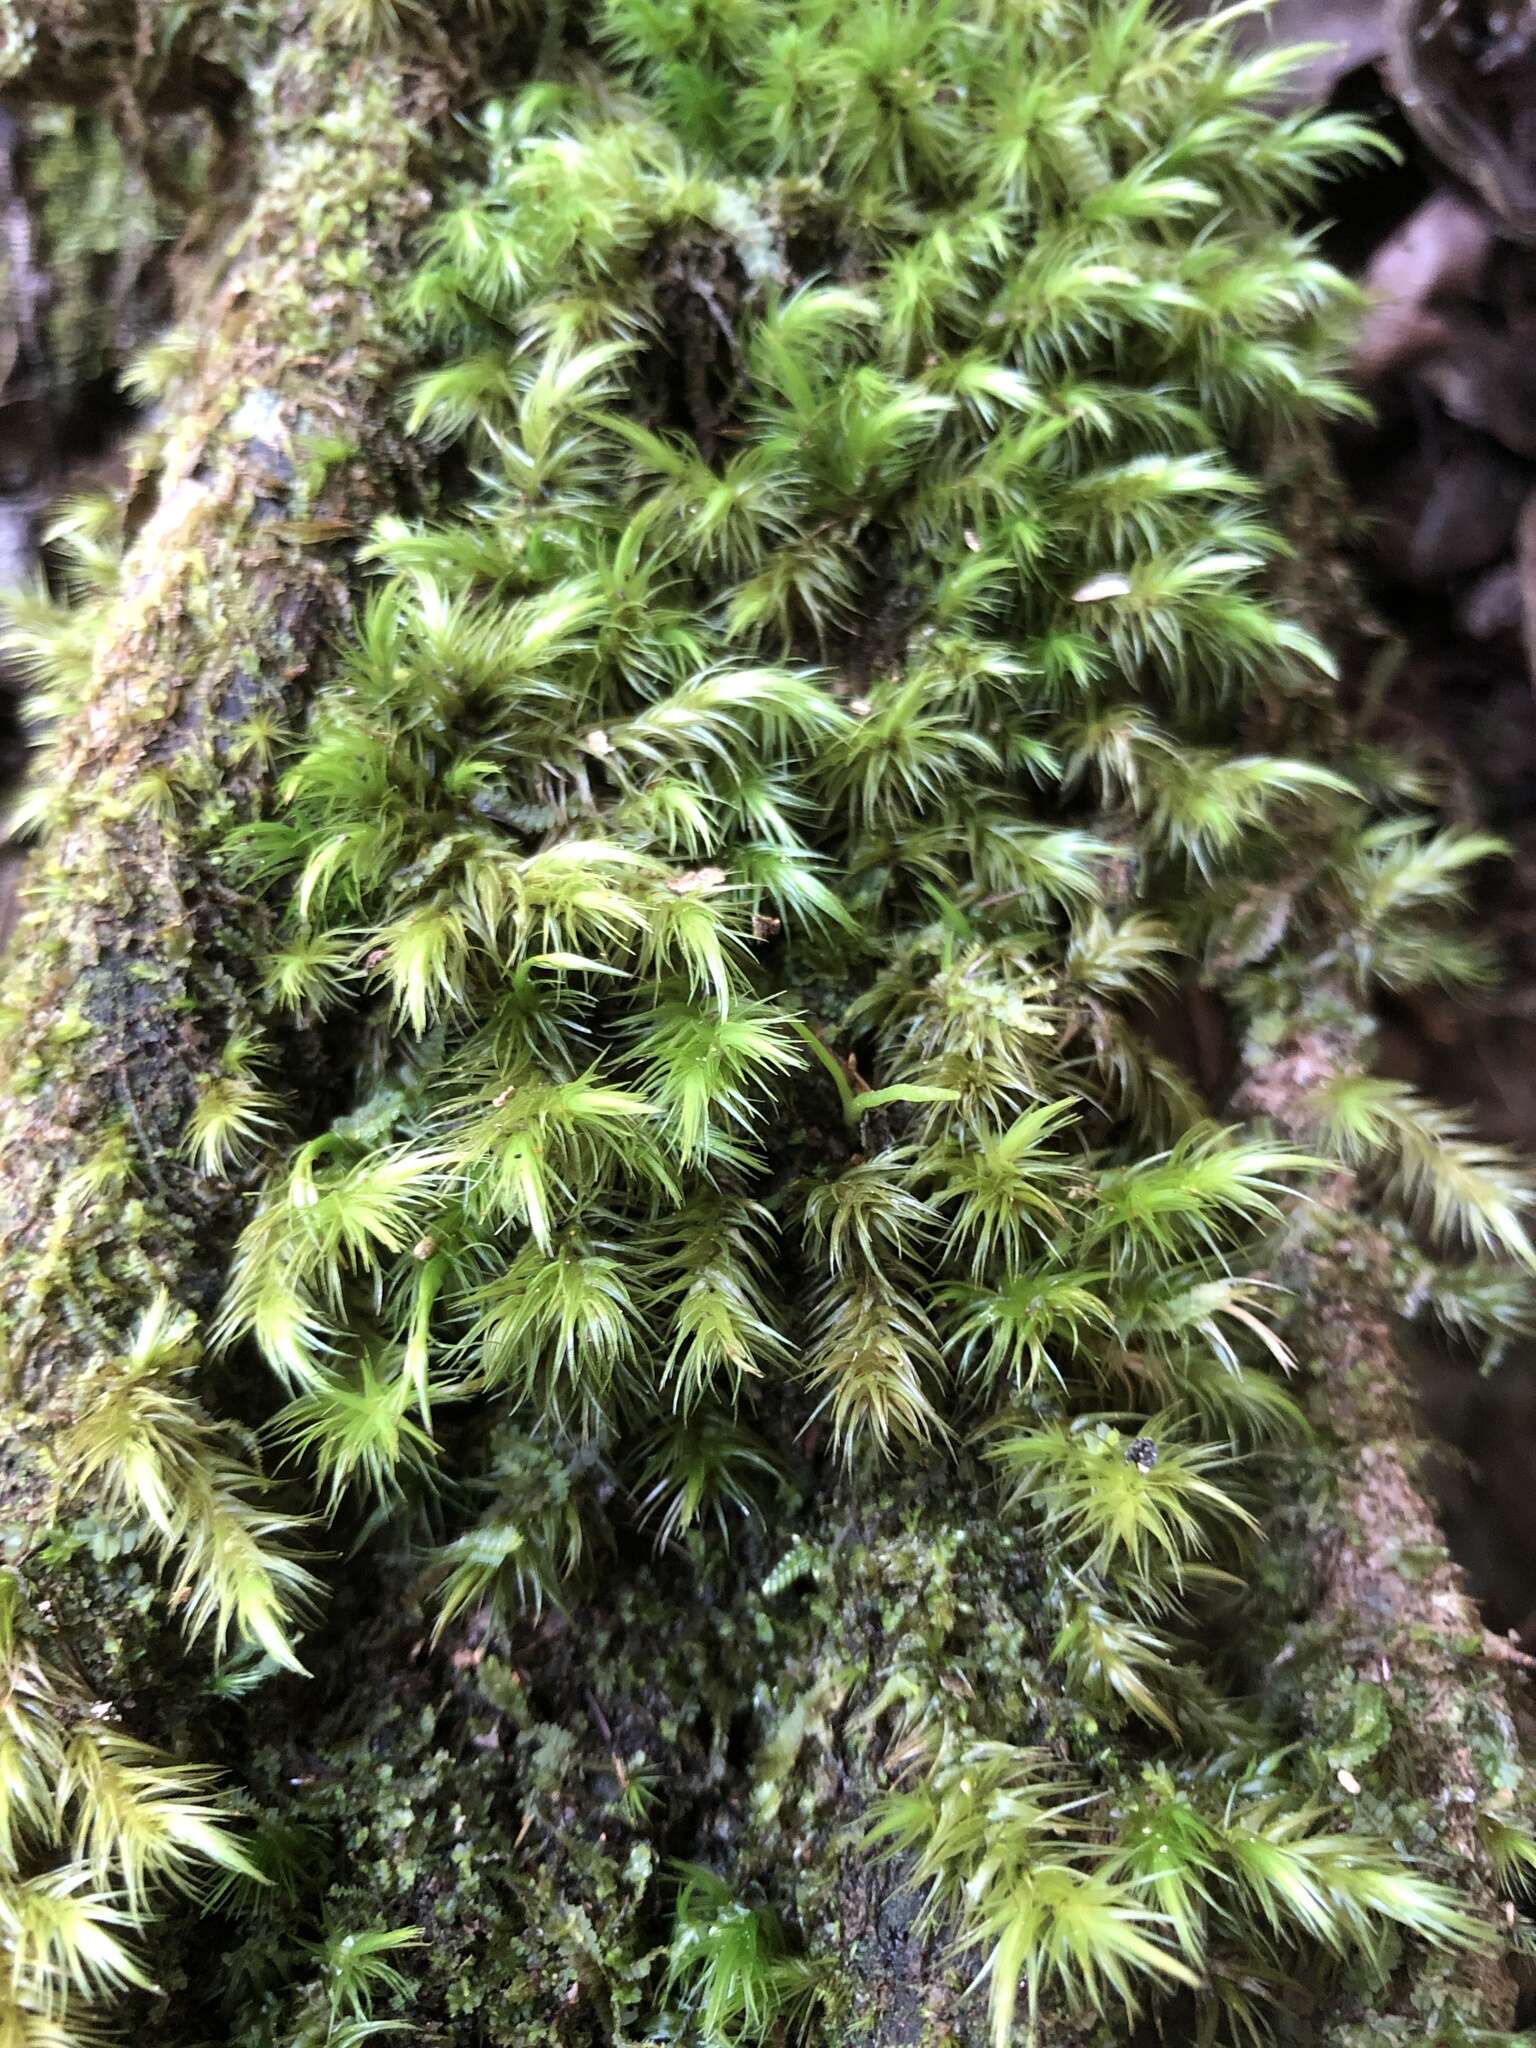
[
  {"left": 10, "top": 0, "right": 1536, "bottom": 2042},
  {"left": 201, "top": 1478, "right": 1054, "bottom": 2045},
  {"left": 22, "top": 103, "right": 213, "bottom": 387},
  {"left": 177, "top": 0, "right": 1533, "bottom": 2028}
]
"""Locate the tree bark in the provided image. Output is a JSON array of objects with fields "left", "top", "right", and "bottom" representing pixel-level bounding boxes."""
[
  {"left": 1241, "top": 1013, "right": 1531, "bottom": 2035},
  {"left": 0, "top": 7, "right": 444, "bottom": 1461}
]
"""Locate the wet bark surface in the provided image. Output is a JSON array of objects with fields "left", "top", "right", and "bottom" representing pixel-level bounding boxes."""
[{"left": 1238, "top": 1017, "right": 1530, "bottom": 2031}]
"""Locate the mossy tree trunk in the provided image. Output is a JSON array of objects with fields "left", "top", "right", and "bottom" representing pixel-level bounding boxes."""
[
  {"left": 0, "top": 8, "right": 1533, "bottom": 2048},
  {"left": 0, "top": 6, "right": 441, "bottom": 1437},
  {"left": 1237, "top": 1003, "right": 1531, "bottom": 2038}
]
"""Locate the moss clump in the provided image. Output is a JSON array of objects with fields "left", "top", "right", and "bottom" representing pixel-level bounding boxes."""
[
  {"left": 208, "top": 1478, "right": 1058, "bottom": 2047},
  {"left": 17, "top": 0, "right": 1536, "bottom": 2043}
]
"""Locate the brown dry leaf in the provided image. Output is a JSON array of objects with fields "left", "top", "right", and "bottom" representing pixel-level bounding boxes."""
[{"left": 665, "top": 865, "right": 727, "bottom": 894}]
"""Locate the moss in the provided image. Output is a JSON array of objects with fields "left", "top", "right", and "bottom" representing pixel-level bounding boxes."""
[
  {"left": 5, "top": 0, "right": 1536, "bottom": 2043},
  {"left": 204, "top": 1478, "right": 1057, "bottom": 2046},
  {"left": 0, "top": 9, "right": 507, "bottom": 2040},
  {"left": 0, "top": 11, "right": 439, "bottom": 1440}
]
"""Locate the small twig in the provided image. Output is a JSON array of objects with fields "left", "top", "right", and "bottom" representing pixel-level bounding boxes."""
[
  {"left": 1482, "top": 1629, "right": 1536, "bottom": 1672},
  {"left": 113, "top": 1065, "right": 169, "bottom": 1197},
  {"left": 585, "top": 1687, "right": 614, "bottom": 1746}
]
